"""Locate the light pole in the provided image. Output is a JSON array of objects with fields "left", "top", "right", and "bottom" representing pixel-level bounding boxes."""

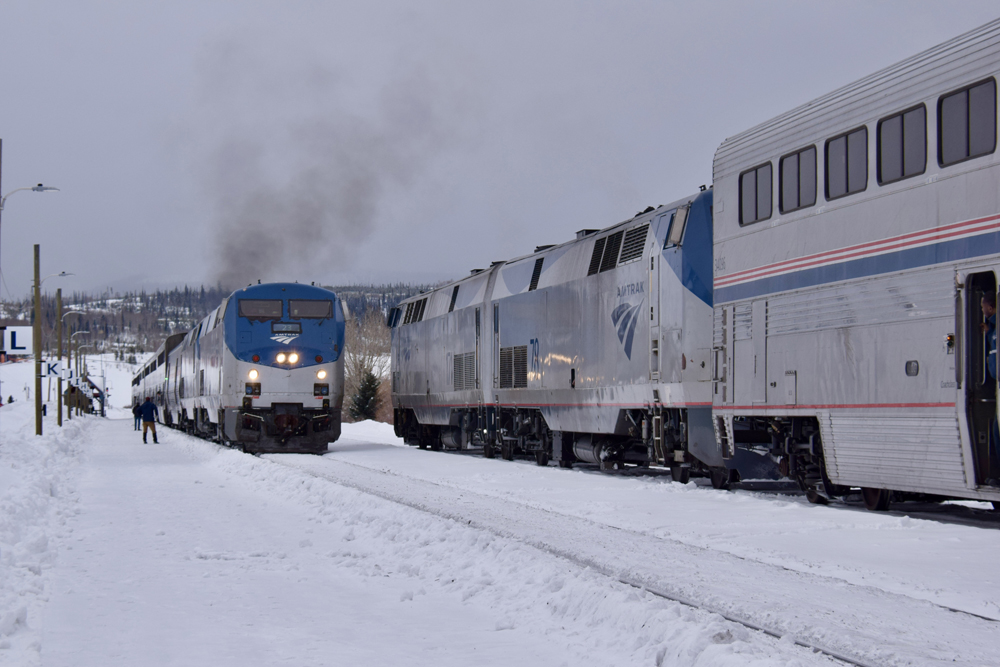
[
  {"left": 77, "top": 344, "right": 95, "bottom": 415},
  {"left": 69, "top": 330, "right": 90, "bottom": 420},
  {"left": 30, "top": 250, "right": 72, "bottom": 435},
  {"left": 57, "top": 305, "right": 82, "bottom": 427}
]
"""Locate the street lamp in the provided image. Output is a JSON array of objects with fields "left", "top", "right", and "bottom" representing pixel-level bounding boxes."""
[
  {"left": 68, "top": 330, "right": 90, "bottom": 421},
  {"left": 56, "top": 306, "right": 83, "bottom": 427},
  {"left": 76, "top": 343, "right": 96, "bottom": 417},
  {"left": 0, "top": 174, "right": 60, "bottom": 292},
  {"left": 1, "top": 140, "right": 61, "bottom": 434},
  {"left": 41, "top": 271, "right": 74, "bottom": 284},
  {"left": 0, "top": 183, "right": 61, "bottom": 210}
]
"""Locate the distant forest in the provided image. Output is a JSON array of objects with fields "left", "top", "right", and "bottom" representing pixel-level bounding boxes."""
[{"left": 0, "top": 283, "right": 426, "bottom": 359}]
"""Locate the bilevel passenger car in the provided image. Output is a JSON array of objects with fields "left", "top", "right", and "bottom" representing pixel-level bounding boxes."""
[
  {"left": 711, "top": 19, "right": 1000, "bottom": 509},
  {"left": 132, "top": 282, "right": 346, "bottom": 454},
  {"left": 389, "top": 190, "right": 738, "bottom": 485}
]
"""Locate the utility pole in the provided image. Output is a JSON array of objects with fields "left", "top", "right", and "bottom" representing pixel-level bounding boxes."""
[
  {"left": 57, "top": 288, "right": 63, "bottom": 426},
  {"left": 33, "top": 244, "right": 42, "bottom": 435},
  {"left": 68, "top": 334, "right": 73, "bottom": 420}
]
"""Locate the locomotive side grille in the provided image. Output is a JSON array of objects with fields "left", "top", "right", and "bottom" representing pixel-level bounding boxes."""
[
  {"left": 453, "top": 352, "right": 476, "bottom": 391},
  {"left": 528, "top": 257, "right": 544, "bottom": 291},
  {"left": 599, "top": 230, "right": 625, "bottom": 272},
  {"left": 733, "top": 304, "right": 753, "bottom": 340},
  {"left": 618, "top": 224, "right": 649, "bottom": 265},
  {"left": 403, "top": 302, "right": 414, "bottom": 325},
  {"left": 498, "top": 345, "right": 528, "bottom": 388},
  {"left": 448, "top": 285, "right": 459, "bottom": 312},
  {"left": 587, "top": 237, "right": 607, "bottom": 276},
  {"left": 513, "top": 345, "right": 528, "bottom": 388},
  {"left": 499, "top": 347, "right": 513, "bottom": 388},
  {"left": 713, "top": 306, "right": 726, "bottom": 348}
]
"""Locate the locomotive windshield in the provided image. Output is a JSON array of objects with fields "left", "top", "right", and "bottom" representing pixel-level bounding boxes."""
[
  {"left": 289, "top": 299, "right": 333, "bottom": 319},
  {"left": 239, "top": 299, "right": 283, "bottom": 321}
]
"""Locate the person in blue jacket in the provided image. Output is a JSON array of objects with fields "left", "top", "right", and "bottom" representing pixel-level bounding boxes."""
[{"left": 139, "top": 396, "right": 159, "bottom": 444}]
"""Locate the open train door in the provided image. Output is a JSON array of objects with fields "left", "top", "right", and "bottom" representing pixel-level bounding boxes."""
[{"left": 964, "top": 270, "right": 998, "bottom": 486}]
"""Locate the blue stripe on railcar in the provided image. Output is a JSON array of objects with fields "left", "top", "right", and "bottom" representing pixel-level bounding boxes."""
[
  {"left": 223, "top": 283, "right": 345, "bottom": 367},
  {"left": 715, "top": 228, "right": 1000, "bottom": 304}
]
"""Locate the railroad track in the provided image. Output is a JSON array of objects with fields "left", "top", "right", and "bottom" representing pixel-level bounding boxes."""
[{"left": 261, "top": 450, "right": 999, "bottom": 667}]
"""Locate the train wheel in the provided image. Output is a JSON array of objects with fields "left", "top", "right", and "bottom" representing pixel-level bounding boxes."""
[
  {"left": 670, "top": 466, "right": 690, "bottom": 484},
  {"left": 418, "top": 441, "right": 427, "bottom": 450},
  {"left": 534, "top": 451, "right": 550, "bottom": 467},
  {"left": 710, "top": 467, "right": 738, "bottom": 490},
  {"left": 483, "top": 442, "right": 495, "bottom": 458},
  {"left": 861, "top": 487, "right": 891, "bottom": 512},
  {"left": 501, "top": 441, "right": 514, "bottom": 461},
  {"left": 805, "top": 488, "right": 829, "bottom": 505},
  {"left": 558, "top": 459, "right": 573, "bottom": 469}
]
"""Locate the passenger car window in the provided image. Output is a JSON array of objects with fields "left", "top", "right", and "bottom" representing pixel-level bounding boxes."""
[
  {"left": 779, "top": 146, "right": 817, "bottom": 212},
  {"left": 939, "top": 78, "right": 996, "bottom": 167},
  {"left": 878, "top": 105, "right": 926, "bottom": 184},
  {"left": 739, "top": 163, "right": 772, "bottom": 225},
  {"left": 826, "top": 127, "right": 867, "bottom": 199}
]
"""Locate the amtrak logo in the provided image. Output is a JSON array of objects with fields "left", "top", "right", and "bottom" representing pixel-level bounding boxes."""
[
  {"left": 270, "top": 334, "right": 299, "bottom": 345},
  {"left": 611, "top": 302, "right": 643, "bottom": 360}
]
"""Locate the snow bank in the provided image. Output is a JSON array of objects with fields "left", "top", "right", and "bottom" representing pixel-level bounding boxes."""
[{"left": 0, "top": 400, "right": 86, "bottom": 664}]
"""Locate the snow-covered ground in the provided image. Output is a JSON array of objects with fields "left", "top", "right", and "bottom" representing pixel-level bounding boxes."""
[{"left": 2, "top": 357, "right": 999, "bottom": 666}]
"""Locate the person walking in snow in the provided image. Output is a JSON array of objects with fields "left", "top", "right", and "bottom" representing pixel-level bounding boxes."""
[
  {"left": 132, "top": 402, "right": 142, "bottom": 431},
  {"left": 139, "top": 396, "right": 159, "bottom": 444}
]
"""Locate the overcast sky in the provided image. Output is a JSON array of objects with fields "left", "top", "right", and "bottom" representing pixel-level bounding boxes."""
[{"left": 1, "top": 1, "right": 998, "bottom": 298}]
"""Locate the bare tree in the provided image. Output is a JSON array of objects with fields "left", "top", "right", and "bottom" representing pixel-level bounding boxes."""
[{"left": 343, "top": 308, "right": 390, "bottom": 420}]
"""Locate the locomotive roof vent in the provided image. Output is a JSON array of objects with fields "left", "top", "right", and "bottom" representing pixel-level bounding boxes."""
[
  {"left": 635, "top": 206, "right": 655, "bottom": 216},
  {"left": 576, "top": 229, "right": 599, "bottom": 239},
  {"left": 470, "top": 268, "right": 485, "bottom": 275},
  {"left": 534, "top": 244, "right": 554, "bottom": 253}
]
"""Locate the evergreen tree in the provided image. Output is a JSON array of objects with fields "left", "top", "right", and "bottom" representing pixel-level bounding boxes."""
[{"left": 349, "top": 370, "right": 380, "bottom": 421}]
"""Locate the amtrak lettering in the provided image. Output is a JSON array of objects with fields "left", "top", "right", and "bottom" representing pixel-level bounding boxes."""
[{"left": 616, "top": 282, "right": 644, "bottom": 298}]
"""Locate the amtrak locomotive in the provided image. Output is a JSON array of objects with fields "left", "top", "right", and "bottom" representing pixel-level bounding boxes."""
[
  {"left": 391, "top": 18, "right": 1000, "bottom": 510},
  {"left": 389, "top": 190, "right": 736, "bottom": 486},
  {"left": 132, "top": 283, "right": 346, "bottom": 454}
]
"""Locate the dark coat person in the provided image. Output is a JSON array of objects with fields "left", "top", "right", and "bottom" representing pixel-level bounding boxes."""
[{"left": 140, "top": 397, "right": 159, "bottom": 444}]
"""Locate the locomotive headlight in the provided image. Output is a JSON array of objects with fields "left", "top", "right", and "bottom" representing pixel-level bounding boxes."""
[
  {"left": 317, "top": 370, "right": 327, "bottom": 380},
  {"left": 288, "top": 353, "right": 299, "bottom": 364},
  {"left": 248, "top": 369, "right": 259, "bottom": 380},
  {"left": 276, "top": 352, "right": 287, "bottom": 363}
]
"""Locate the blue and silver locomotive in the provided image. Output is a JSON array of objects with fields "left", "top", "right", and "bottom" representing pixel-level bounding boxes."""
[
  {"left": 388, "top": 190, "right": 732, "bottom": 484},
  {"left": 133, "top": 282, "right": 346, "bottom": 454}
]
